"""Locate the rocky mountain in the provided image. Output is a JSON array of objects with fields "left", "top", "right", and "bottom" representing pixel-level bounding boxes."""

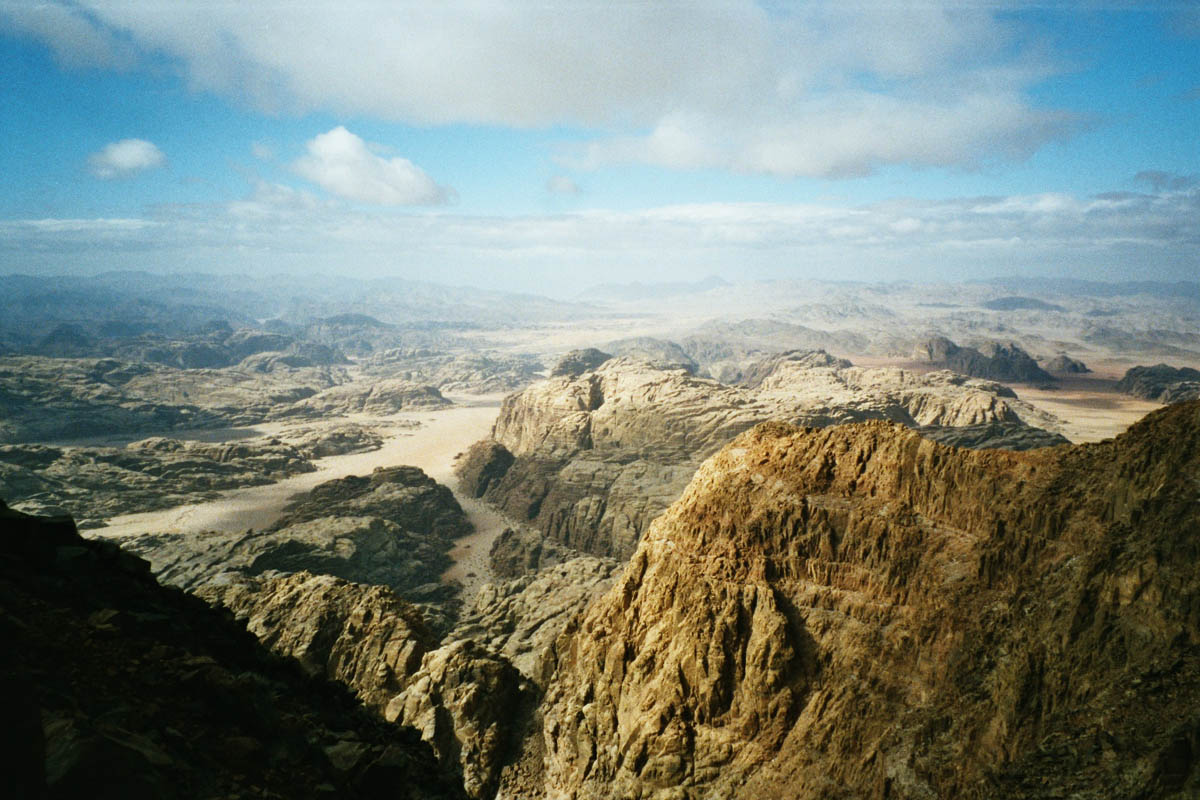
[
  {"left": 1042, "top": 354, "right": 1091, "bottom": 375},
  {"left": 536, "top": 399, "right": 1200, "bottom": 799},
  {"left": 0, "top": 501, "right": 464, "bottom": 799},
  {"left": 200, "top": 571, "right": 537, "bottom": 800},
  {"left": 1116, "top": 364, "right": 1200, "bottom": 403},
  {"left": 115, "top": 465, "right": 471, "bottom": 630},
  {"left": 912, "top": 336, "right": 1056, "bottom": 384},
  {"left": 459, "top": 353, "right": 1067, "bottom": 561}
]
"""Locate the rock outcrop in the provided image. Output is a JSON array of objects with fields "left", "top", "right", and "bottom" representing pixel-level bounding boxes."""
[
  {"left": 460, "top": 354, "right": 1066, "bottom": 560},
  {"left": 197, "top": 569, "right": 539, "bottom": 800},
  {"left": 115, "top": 466, "right": 471, "bottom": 627},
  {"left": 539, "top": 400, "right": 1200, "bottom": 799},
  {"left": 0, "top": 501, "right": 465, "bottom": 799},
  {"left": 275, "top": 379, "right": 449, "bottom": 418},
  {"left": 912, "top": 336, "right": 1056, "bottom": 384},
  {"left": 1116, "top": 364, "right": 1200, "bottom": 403},
  {"left": 0, "top": 436, "right": 318, "bottom": 528},
  {"left": 450, "top": 555, "right": 620, "bottom": 683},
  {"left": 1042, "top": 354, "right": 1091, "bottom": 375},
  {"left": 198, "top": 571, "right": 436, "bottom": 712},
  {"left": 549, "top": 348, "right": 612, "bottom": 378},
  {"left": 0, "top": 355, "right": 350, "bottom": 442},
  {"left": 387, "top": 640, "right": 535, "bottom": 800},
  {"left": 366, "top": 351, "right": 544, "bottom": 393}
]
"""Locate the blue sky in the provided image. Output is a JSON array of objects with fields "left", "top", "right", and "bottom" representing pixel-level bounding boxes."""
[{"left": 0, "top": 1, "right": 1197, "bottom": 295}]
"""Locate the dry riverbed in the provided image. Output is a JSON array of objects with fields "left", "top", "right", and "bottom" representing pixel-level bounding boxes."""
[{"left": 89, "top": 394, "right": 516, "bottom": 598}]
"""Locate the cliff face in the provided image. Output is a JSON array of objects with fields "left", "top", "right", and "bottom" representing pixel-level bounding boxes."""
[
  {"left": 540, "top": 400, "right": 1200, "bottom": 799},
  {"left": 461, "top": 354, "right": 1066, "bottom": 561}
]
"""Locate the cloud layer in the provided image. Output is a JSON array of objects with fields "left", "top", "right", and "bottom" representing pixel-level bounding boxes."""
[
  {"left": 6, "top": 1, "right": 1074, "bottom": 178},
  {"left": 5, "top": 178, "right": 1196, "bottom": 294},
  {"left": 293, "top": 127, "right": 450, "bottom": 205},
  {"left": 87, "top": 138, "right": 166, "bottom": 179}
]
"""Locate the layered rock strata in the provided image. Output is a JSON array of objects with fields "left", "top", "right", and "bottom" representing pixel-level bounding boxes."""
[
  {"left": 460, "top": 353, "right": 1066, "bottom": 561},
  {"left": 539, "top": 400, "right": 1200, "bottom": 799}
]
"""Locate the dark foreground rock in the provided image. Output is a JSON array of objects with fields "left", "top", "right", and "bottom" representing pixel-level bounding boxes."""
[{"left": 0, "top": 500, "right": 465, "bottom": 800}]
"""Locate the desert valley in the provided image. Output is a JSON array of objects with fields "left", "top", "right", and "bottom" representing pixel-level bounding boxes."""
[{"left": 3, "top": 272, "right": 1200, "bottom": 798}]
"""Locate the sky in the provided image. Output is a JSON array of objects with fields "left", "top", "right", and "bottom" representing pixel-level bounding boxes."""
[{"left": 1, "top": 1, "right": 1198, "bottom": 297}]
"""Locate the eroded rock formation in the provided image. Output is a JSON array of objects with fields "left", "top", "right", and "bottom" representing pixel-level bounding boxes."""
[
  {"left": 912, "top": 336, "right": 1056, "bottom": 384},
  {"left": 460, "top": 353, "right": 1066, "bottom": 560},
  {"left": 539, "top": 400, "right": 1200, "bottom": 799},
  {"left": 1117, "top": 364, "right": 1200, "bottom": 404}
]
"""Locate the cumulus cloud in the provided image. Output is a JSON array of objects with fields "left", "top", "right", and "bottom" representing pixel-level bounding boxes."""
[
  {"left": 293, "top": 126, "right": 451, "bottom": 205},
  {"left": 87, "top": 138, "right": 166, "bottom": 179},
  {"left": 546, "top": 175, "right": 580, "bottom": 195},
  {"left": 7, "top": 1, "right": 1076, "bottom": 178}
]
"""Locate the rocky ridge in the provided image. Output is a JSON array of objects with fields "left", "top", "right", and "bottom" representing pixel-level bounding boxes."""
[
  {"left": 912, "top": 336, "right": 1056, "bottom": 384},
  {"left": 536, "top": 400, "right": 1200, "bottom": 799},
  {"left": 1116, "top": 364, "right": 1200, "bottom": 404},
  {"left": 114, "top": 465, "right": 471, "bottom": 629},
  {"left": 459, "top": 352, "right": 1067, "bottom": 561}
]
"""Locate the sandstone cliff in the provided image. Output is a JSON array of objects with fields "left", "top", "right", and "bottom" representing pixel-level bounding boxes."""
[
  {"left": 460, "top": 354, "right": 1066, "bottom": 561},
  {"left": 538, "top": 400, "right": 1200, "bottom": 799}
]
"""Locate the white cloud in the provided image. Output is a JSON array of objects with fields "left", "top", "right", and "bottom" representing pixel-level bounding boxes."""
[
  {"left": 8, "top": 1, "right": 1075, "bottom": 177},
  {"left": 4, "top": 181, "right": 1197, "bottom": 293},
  {"left": 0, "top": 2, "right": 136, "bottom": 70},
  {"left": 546, "top": 175, "right": 580, "bottom": 195},
  {"left": 293, "top": 126, "right": 451, "bottom": 205},
  {"left": 87, "top": 138, "right": 166, "bottom": 179}
]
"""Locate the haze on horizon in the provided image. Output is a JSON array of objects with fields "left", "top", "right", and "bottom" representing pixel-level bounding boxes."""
[{"left": 2, "top": 1, "right": 1198, "bottom": 298}]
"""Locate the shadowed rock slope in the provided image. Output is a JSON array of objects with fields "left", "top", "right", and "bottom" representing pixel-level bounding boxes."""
[
  {"left": 539, "top": 400, "right": 1200, "bottom": 800},
  {"left": 0, "top": 501, "right": 464, "bottom": 800}
]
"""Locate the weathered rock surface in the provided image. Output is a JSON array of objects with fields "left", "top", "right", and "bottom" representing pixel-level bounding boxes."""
[
  {"left": 450, "top": 555, "right": 620, "bottom": 683},
  {"left": 912, "top": 336, "right": 1056, "bottom": 384},
  {"left": 0, "top": 355, "right": 351, "bottom": 442},
  {"left": 386, "top": 640, "right": 535, "bottom": 800},
  {"left": 1116, "top": 364, "right": 1200, "bottom": 403},
  {"left": 0, "top": 436, "right": 316, "bottom": 528},
  {"left": 604, "top": 338, "right": 698, "bottom": 373},
  {"left": 540, "top": 401, "right": 1200, "bottom": 799},
  {"left": 366, "top": 350, "right": 544, "bottom": 394},
  {"left": 0, "top": 501, "right": 465, "bottom": 799},
  {"left": 275, "top": 378, "right": 449, "bottom": 418},
  {"left": 549, "top": 348, "right": 612, "bottom": 378},
  {"left": 114, "top": 466, "right": 471, "bottom": 627},
  {"left": 461, "top": 354, "right": 1066, "bottom": 560},
  {"left": 196, "top": 568, "right": 539, "bottom": 800},
  {"left": 198, "top": 571, "right": 436, "bottom": 712}
]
